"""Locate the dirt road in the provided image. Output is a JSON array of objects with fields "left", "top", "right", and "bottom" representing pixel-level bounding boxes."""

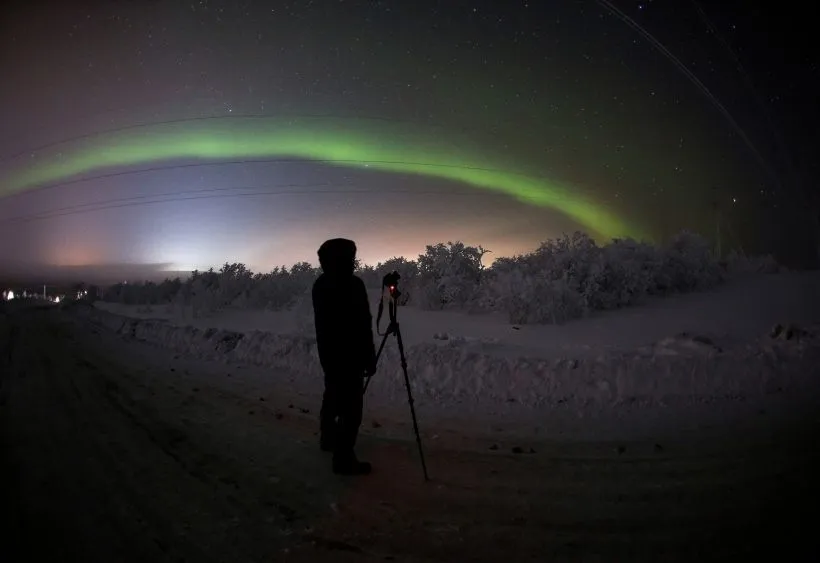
[{"left": 1, "top": 303, "right": 817, "bottom": 562}]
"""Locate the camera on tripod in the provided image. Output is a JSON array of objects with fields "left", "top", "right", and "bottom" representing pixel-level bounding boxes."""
[{"left": 382, "top": 270, "right": 401, "bottom": 300}]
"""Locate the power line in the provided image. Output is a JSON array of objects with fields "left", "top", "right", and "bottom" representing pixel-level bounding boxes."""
[
  {"left": 0, "top": 113, "right": 405, "bottom": 163},
  {"left": 689, "top": 0, "right": 803, "bottom": 198},
  {"left": 1, "top": 181, "right": 354, "bottom": 223},
  {"left": 689, "top": 0, "right": 816, "bottom": 261},
  {"left": 595, "top": 0, "right": 783, "bottom": 193},
  {"left": 0, "top": 184, "right": 549, "bottom": 226},
  {"left": 0, "top": 155, "right": 580, "bottom": 203},
  {"left": 0, "top": 111, "right": 581, "bottom": 165}
]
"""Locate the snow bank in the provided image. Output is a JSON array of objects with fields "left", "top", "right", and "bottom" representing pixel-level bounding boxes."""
[
  {"left": 73, "top": 304, "right": 820, "bottom": 411},
  {"left": 96, "top": 272, "right": 820, "bottom": 360}
]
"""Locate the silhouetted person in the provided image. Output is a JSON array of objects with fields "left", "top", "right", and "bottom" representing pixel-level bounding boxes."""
[{"left": 312, "top": 238, "right": 377, "bottom": 475}]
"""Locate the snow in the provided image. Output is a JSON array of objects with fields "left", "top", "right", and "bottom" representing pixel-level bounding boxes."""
[
  {"left": 8, "top": 303, "right": 817, "bottom": 561},
  {"left": 86, "top": 272, "right": 820, "bottom": 419},
  {"left": 96, "top": 272, "right": 820, "bottom": 357}
]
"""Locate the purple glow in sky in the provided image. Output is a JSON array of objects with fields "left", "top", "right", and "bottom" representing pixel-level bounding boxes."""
[{"left": 0, "top": 0, "right": 816, "bottom": 281}]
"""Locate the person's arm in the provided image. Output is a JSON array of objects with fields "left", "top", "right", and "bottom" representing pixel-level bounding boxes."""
[
  {"left": 311, "top": 281, "right": 325, "bottom": 355},
  {"left": 355, "top": 277, "right": 377, "bottom": 374}
]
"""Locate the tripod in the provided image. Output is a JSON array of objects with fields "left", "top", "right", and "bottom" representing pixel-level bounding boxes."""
[{"left": 363, "top": 279, "right": 429, "bottom": 482}]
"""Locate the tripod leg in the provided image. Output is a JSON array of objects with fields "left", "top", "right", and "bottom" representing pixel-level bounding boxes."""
[
  {"left": 394, "top": 322, "right": 430, "bottom": 481},
  {"left": 363, "top": 328, "right": 391, "bottom": 395}
]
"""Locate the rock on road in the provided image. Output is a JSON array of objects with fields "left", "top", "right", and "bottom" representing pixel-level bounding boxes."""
[{"left": 1, "top": 302, "right": 818, "bottom": 562}]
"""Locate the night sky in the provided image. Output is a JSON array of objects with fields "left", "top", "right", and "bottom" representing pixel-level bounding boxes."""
[{"left": 0, "top": 0, "right": 816, "bottom": 282}]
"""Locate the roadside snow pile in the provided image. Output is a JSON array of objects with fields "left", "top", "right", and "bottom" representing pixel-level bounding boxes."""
[{"left": 74, "top": 304, "right": 820, "bottom": 411}]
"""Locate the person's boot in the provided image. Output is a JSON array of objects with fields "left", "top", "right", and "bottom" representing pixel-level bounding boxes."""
[
  {"left": 320, "top": 418, "right": 338, "bottom": 452},
  {"left": 332, "top": 452, "right": 372, "bottom": 475}
]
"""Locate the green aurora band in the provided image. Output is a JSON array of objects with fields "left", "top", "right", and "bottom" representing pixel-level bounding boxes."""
[{"left": 1, "top": 117, "right": 642, "bottom": 240}]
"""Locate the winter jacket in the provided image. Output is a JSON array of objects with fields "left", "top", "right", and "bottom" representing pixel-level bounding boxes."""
[{"left": 312, "top": 239, "right": 376, "bottom": 375}]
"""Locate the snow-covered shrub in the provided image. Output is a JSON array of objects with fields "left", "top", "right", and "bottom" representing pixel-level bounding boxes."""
[
  {"left": 356, "top": 263, "right": 379, "bottom": 287},
  {"left": 414, "top": 242, "right": 489, "bottom": 310},
  {"left": 468, "top": 255, "right": 522, "bottom": 313},
  {"left": 214, "top": 263, "right": 255, "bottom": 308},
  {"left": 473, "top": 232, "right": 596, "bottom": 321},
  {"left": 188, "top": 269, "right": 221, "bottom": 317},
  {"left": 582, "top": 238, "right": 660, "bottom": 310},
  {"left": 724, "top": 250, "right": 781, "bottom": 275},
  {"left": 106, "top": 281, "right": 159, "bottom": 305},
  {"left": 290, "top": 285, "right": 316, "bottom": 335},
  {"left": 98, "top": 228, "right": 764, "bottom": 326},
  {"left": 471, "top": 230, "right": 724, "bottom": 325},
  {"left": 156, "top": 278, "right": 182, "bottom": 303},
  {"left": 172, "top": 277, "right": 193, "bottom": 308},
  {"left": 653, "top": 231, "right": 723, "bottom": 293},
  {"left": 242, "top": 270, "right": 281, "bottom": 309},
  {"left": 491, "top": 268, "right": 585, "bottom": 324},
  {"left": 245, "top": 262, "right": 320, "bottom": 310}
]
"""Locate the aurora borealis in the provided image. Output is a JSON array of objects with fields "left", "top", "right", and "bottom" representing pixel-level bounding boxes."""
[
  {"left": 0, "top": 0, "right": 816, "bottom": 279},
  {"left": 1, "top": 117, "right": 637, "bottom": 242}
]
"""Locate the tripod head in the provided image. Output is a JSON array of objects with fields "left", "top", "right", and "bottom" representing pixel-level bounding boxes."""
[
  {"left": 382, "top": 270, "right": 401, "bottom": 301},
  {"left": 376, "top": 270, "right": 401, "bottom": 335}
]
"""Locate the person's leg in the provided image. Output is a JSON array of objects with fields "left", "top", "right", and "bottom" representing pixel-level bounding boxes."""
[
  {"left": 319, "top": 375, "right": 339, "bottom": 451},
  {"left": 332, "top": 374, "right": 370, "bottom": 475},
  {"left": 337, "top": 375, "right": 364, "bottom": 451}
]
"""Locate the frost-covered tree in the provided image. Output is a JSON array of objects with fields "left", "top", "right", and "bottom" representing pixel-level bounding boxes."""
[
  {"left": 415, "top": 241, "right": 489, "bottom": 309},
  {"left": 472, "top": 230, "right": 725, "bottom": 324},
  {"left": 99, "top": 228, "right": 772, "bottom": 325},
  {"left": 243, "top": 262, "right": 320, "bottom": 310},
  {"left": 654, "top": 231, "right": 723, "bottom": 293},
  {"left": 583, "top": 237, "right": 661, "bottom": 309}
]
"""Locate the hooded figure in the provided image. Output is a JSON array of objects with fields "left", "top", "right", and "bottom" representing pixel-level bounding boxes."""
[{"left": 312, "top": 238, "right": 376, "bottom": 475}]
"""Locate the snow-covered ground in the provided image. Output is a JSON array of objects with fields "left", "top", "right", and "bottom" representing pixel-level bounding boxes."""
[
  {"left": 85, "top": 272, "right": 820, "bottom": 442},
  {"left": 3, "top": 301, "right": 816, "bottom": 562},
  {"left": 4, "top": 274, "right": 820, "bottom": 561},
  {"left": 96, "top": 271, "right": 820, "bottom": 359}
]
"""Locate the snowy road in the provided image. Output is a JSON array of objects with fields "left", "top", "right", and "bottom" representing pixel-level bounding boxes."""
[{"left": 2, "top": 303, "right": 817, "bottom": 562}]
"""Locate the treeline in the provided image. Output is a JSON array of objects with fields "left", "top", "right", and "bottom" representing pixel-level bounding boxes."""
[{"left": 102, "top": 230, "right": 778, "bottom": 325}]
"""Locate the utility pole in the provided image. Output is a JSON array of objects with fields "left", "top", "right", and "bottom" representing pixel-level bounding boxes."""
[
  {"left": 711, "top": 186, "right": 722, "bottom": 260},
  {"left": 726, "top": 220, "right": 745, "bottom": 258},
  {"left": 810, "top": 191, "right": 820, "bottom": 267}
]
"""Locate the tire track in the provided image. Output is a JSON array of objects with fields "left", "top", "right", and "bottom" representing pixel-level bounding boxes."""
[
  {"left": 3, "top": 307, "right": 818, "bottom": 562},
  {"left": 1, "top": 310, "right": 311, "bottom": 562}
]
